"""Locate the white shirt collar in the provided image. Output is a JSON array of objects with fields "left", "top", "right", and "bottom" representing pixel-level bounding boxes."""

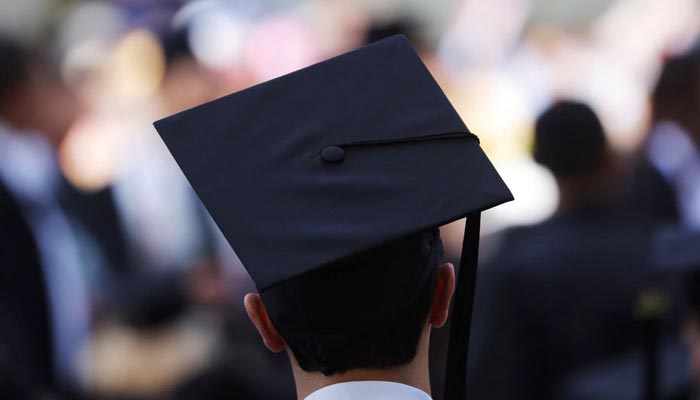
[{"left": 305, "top": 381, "right": 432, "bottom": 400}]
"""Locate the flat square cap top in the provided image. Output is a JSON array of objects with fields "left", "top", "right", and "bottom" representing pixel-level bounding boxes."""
[{"left": 154, "top": 35, "right": 513, "bottom": 290}]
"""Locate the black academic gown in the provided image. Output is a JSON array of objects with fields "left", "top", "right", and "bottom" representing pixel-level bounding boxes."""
[
  {"left": 623, "top": 158, "right": 680, "bottom": 225},
  {"left": 0, "top": 179, "right": 54, "bottom": 394},
  {"left": 466, "top": 205, "right": 652, "bottom": 400}
]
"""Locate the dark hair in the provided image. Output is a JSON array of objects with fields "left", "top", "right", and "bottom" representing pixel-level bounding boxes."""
[
  {"left": 0, "top": 38, "right": 31, "bottom": 109},
  {"left": 651, "top": 49, "right": 700, "bottom": 123},
  {"left": 533, "top": 101, "right": 607, "bottom": 177},
  {"left": 364, "top": 20, "right": 424, "bottom": 50},
  {"left": 260, "top": 228, "right": 443, "bottom": 375},
  {"left": 161, "top": 27, "right": 194, "bottom": 69}
]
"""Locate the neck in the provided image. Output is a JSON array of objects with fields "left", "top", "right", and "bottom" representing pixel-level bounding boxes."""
[
  {"left": 556, "top": 176, "right": 598, "bottom": 213},
  {"left": 290, "top": 326, "right": 432, "bottom": 399},
  {"left": 554, "top": 161, "right": 618, "bottom": 214}
]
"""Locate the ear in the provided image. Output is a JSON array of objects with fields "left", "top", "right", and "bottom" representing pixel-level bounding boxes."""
[
  {"left": 429, "top": 262, "right": 456, "bottom": 328},
  {"left": 244, "top": 293, "right": 286, "bottom": 353}
]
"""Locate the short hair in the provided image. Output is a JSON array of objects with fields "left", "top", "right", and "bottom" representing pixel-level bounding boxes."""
[
  {"left": 260, "top": 228, "right": 443, "bottom": 375},
  {"left": 0, "top": 38, "right": 31, "bottom": 109},
  {"left": 533, "top": 101, "right": 607, "bottom": 177}
]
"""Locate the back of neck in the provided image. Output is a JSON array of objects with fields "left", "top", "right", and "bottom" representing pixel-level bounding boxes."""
[{"left": 290, "top": 331, "right": 432, "bottom": 399}]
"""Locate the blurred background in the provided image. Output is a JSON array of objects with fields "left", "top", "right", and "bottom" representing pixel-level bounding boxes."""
[{"left": 1, "top": 0, "right": 700, "bottom": 399}]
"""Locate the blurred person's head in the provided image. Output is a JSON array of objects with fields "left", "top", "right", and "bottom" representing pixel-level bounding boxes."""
[
  {"left": 0, "top": 38, "right": 36, "bottom": 131},
  {"left": 362, "top": 20, "right": 442, "bottom": 76},
  {"left": 243, "top": 228, "right": 455, "bottom": 398},
  {"left": 652, "top": 49, "right": 700, "bottom": 143},
  {"left": 31, "top": 61, "right": 82, "bottom": 147},
  {"left": 534, "top": 100, "right": 618, "bottom": 211},
  {"left": 158, "top": 28, "right": 217, "bottom": 114},
  {"left": 0, "top": 37, "right": 80, "bottom": 145},
  {"left": 364, "top": 20, "right": 425, "bottom": 51}
]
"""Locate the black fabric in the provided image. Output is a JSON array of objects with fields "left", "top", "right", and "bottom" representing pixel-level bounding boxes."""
[
  {"left": 687, "top": 275, "right": 700, "bottom": 315},
  {"left": 169, "top": 362, "right": 266, "bottom": 400},
  {"left": 652, "top": 228, "right": 700, "bottom": 316},
  {"left": 467, "top": 206, "right": 651, "bottom": 400},
  {"left": 0, "top": 179, "right": 54, "bottom": 392},
  {"left": 551, "top": 336, "right": 690, "bottom": 400},
  {"left": 57, "top": 179, "right": 132, "bottom": 275},
  {"left": 114, "top": 269, "right": 189, "bottom": 329},
  {"left": 623, "top": 158, "right": 680, "bottom": 225},
  {"left": 652, "top": 228, "right": 700, "bottom": 275},
  {"left": 154, "top": 35, "right": 512, "bottom": 291}
]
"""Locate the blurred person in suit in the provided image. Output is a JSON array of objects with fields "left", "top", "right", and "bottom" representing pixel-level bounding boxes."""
[
  {"left": 466, "top": 101, "right": 651, "bottom": 400},
  {"left": 0, "top": 37, "right": 95, "bottom": 397},
  {"left": 657, "top": 230, "right": 700, "bottom": 398},
  {"left": 78, "top": 27, "right": 285, "bottom": 398},
  {"left": 110, "top": 27, "right": 223, "bottom": 274},
  {"left": 624, "top": 48, "right": 700, "bottom": 227}
]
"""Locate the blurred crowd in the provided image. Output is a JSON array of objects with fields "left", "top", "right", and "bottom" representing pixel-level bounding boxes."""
[{"left": 1, "top": 0, "right": 700, "bottom": 399}]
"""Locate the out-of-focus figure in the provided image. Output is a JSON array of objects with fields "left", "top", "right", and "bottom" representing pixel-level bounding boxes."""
[
  {"left": 644, "top": 229, "right": 700, "bottom": 400},
  {"left": 467, "top": 101, "right": 651, "bottom": 400},
  {"left": 624, "top": 48, "right": 700, "bottom": 228},
  {"left": 110, "top": 27, "right": 220, "bottom": 274},
  {"left": 0, "top": 37, "right": 93, "bottom": 398},
  {"left": 76, "top": 25, "right": 293, "bottom": 399}
]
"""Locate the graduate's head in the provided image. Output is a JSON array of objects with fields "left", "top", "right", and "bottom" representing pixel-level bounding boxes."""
[
  {"left": 154, "top": 35, "right": 514, "bottom": 399},
  {"left": 651, "top": 48, "right": 700, "bottom": 138},
  {"left": 243, "top": 227, "right": 455, "bottom": 375}
]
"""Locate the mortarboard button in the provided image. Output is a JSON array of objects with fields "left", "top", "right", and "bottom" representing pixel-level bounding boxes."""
[{"left": 321, "top": 146, "right": 345, "bottom": 163}]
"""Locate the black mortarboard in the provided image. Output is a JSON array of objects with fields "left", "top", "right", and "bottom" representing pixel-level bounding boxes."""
[{"left": 153, "top": 35, "right": 512, "bottom": 400}]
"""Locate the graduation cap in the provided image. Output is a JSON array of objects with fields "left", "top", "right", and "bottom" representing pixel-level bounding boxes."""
[{"left": 154, "top": 35, "right": 512, "bottom": 400}]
